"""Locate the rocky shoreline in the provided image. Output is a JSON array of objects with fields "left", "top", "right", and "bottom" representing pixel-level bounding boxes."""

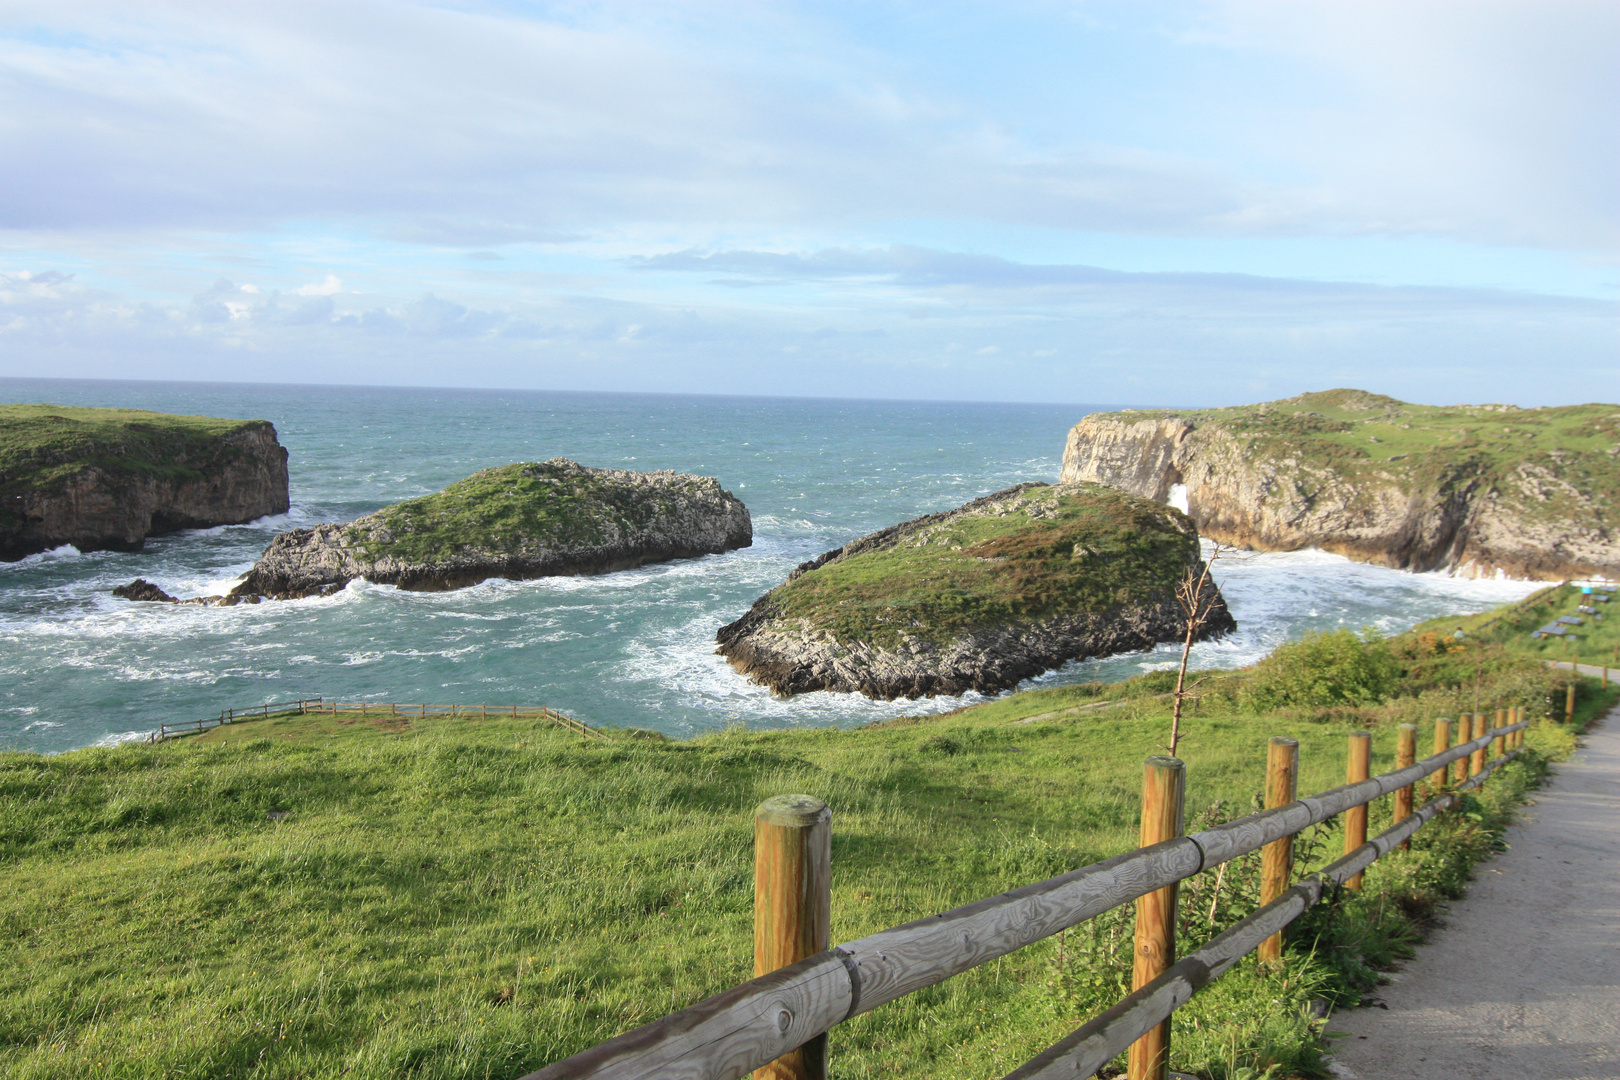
[
  {"left": 1061, "top": 390, "right": 1620, "bottom": 581},
  {"left": 716, "top": 482, "right": 1233, "bottom": 699},
  {"left": 1, "top": 405, "right": 289, "bottom": 562}
]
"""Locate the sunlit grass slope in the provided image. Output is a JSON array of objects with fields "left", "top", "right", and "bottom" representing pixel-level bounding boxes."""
[{"left": 1, "top": 637, "right": 1608, "bottom": 1079}]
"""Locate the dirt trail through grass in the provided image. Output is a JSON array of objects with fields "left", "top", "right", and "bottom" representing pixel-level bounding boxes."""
[{"left": 1328, "top": 710, "right": 1620, "bottom": 1079}]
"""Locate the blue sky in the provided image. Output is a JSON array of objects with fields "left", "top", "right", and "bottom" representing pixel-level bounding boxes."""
[{"left": 0, "top": 1, "right": 1614, "bottom": 407}]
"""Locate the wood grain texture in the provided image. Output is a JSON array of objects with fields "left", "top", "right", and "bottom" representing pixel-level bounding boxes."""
[
  {"left": 1432, "top": 719, "right": 1452, "bottom": 792},
  {"left": 1471, "top": 714, "right": 1488, "bottom": 777},
  {"left": 1395, "top": 725, "right": 1416, "bottom": 851},
  {"left": 1259, "top": 736, "right": 1298, "bottom": 964},
  {"left": 519, "top": 953, "right": 853, "bottom": 1080},
  {"left": 753, "top": 796, "right": 831, "bottom": 1080},
  {"left": 838, "top": 838, "right": 1203, "bottom": 1016},
  {"left": 1344, "top": 732, "right": 1372, "bottom": 890},
  {"left": 1129, "top": 757, "right": 1184, "bottom": 1080}
]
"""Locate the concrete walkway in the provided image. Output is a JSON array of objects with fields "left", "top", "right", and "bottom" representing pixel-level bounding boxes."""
[{"left": 1328, "top": 712, "right": 1620, "bottom": 1079}]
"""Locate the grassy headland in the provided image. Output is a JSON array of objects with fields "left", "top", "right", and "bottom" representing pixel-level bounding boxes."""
[
  {"left": 1103, "top": 389, "right": 1620, "bottom": 520},
  {"left": 0, "top": 627, "right": 1607, "bottom": 1079},
  {"left": 0, "top": 403, "right": 288, "bottom": 561},
  {"left": 0, "top": 404, "right": 268, "bottom": 495}
]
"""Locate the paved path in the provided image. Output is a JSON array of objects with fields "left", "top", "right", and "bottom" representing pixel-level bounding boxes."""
[{"left": 1329, "top": 712, "right": 1620, "bottom": 1079}]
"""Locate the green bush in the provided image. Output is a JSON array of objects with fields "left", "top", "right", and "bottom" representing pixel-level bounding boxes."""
[{"left": 1242, "top": 628, "right": 1401, "bottom": 711}]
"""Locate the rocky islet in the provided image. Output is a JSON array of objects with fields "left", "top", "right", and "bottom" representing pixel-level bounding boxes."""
[
  {"left": 716, "top": 481, "right": 1234, "bottom": 699},
  {"left": 223, "top": 458, "right": 752, "bottom": 600}
]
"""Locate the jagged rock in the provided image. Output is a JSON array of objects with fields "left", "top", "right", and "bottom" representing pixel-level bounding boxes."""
[
  {"left": 112, "top": 578, "right": 178, "bottom": 603},
  {"left": 230, "top": 458, "right": 751, "bottom": 599},
  {"left": 1, "top": 404, "right": 289, "bottom": 561},
  {"left": 716, "top": 482, "right": 1233, "bottom": 699},
  {"left": 1061, "top": 389, "right": 1620, "bottom": 581}
]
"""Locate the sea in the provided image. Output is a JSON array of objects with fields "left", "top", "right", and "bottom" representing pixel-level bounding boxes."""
[{"left": 0, "top": 378, "right": 1544, "bottom": 755}]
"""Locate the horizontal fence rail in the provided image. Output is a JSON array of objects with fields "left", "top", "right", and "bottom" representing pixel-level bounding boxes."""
[
  {"left": 148, "top": 698, "right": 603, "bottom": 743},
  {"left": 1002, "top": 746, "right": 1520, "bottom": 1080},
  {"left": 526, "top": 713, "right": 1536, "bottom": 1080}
]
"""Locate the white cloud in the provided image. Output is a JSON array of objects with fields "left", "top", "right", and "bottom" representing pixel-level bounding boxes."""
[
  {"left": 292, "top": 274, "right": 342, "bottom": 296},
  {"left": 0, "top": 2, "right": 1608, "bottom": 250}
]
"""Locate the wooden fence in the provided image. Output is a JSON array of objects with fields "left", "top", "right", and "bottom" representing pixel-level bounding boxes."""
[
  {"left": 149, "top": 698, "right": 604, "bottom": 743},
  {"left": 524, "top": 706, "right": 1539, "bottom": 1080}
]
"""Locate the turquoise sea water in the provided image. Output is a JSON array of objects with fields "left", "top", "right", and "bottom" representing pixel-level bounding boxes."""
[{"left": 0, "top": 378, "right": 1542, "bottom": 753}]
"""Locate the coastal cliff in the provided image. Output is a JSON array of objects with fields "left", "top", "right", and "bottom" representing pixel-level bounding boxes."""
[
  {"left": 0, "top": 404, "right": 289, "bottom": 561},
  {"left": 228, "top": 458, "right": 751, "bottom": 598},
  {"left": 1060, "top": 389, "right": 1620, "bottom": 580},
  {"left": 716, "top": 482, "right": 1233, "bottom": 699}
]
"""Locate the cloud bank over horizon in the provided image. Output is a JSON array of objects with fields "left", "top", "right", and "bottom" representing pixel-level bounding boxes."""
[{"left": 1, "top": 2, "right": 1615, "bottom": 407}]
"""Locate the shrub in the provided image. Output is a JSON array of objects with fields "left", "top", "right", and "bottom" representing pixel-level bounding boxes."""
[{"left": 1242, "top": 628, "right": 1401, "bottom": 711}]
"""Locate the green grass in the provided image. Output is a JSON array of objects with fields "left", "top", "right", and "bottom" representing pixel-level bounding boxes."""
[
  {"left": 1413, "top": 582, "right": 1620, "bottom": 670},
  {"left": 768, "top": 483, "right": 1199, "bottom": 647},
  {"left": 1098, "top": 388, "right": 1620, "bottom": 528},
  {"left": 2, "top": 625, "right": 1605, "bottom": 1080},
  {"left": 0, "top": 404, "right": 270, "bottom": 496},
  {"left": 344, "top": 461, "right": 727, "bottom": 564}
]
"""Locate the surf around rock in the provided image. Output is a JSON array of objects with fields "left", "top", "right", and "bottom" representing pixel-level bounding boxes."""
[{"left": 715, "top": 481, "right": 1233, "bottom": 699}]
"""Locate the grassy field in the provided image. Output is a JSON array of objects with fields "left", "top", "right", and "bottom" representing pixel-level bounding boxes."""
[
  {"left": 0, "top": 632, "right": 1607, "bottom": 1079},
  {"left": 1414, "top": 581, "right": 1620, "bottom": 671},
  {"left": 768, "top": 483, "right": 1202, "bottom": 648},
  {"left": 1096, "top": 388, "right": 1620, "bottom": 527}
]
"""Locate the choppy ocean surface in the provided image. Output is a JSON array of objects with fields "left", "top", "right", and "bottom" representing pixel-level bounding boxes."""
[{"left": 1, "top": 378, "right": 1543, "bottom": 754}]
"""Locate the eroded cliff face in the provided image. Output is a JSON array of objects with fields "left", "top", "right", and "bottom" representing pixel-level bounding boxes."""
[
  {"left": 1060, "top": 392, "right": 1620, "bottom": 581},
  {"left": 2, "top": 422, "right": 290, "bottom": 561}
]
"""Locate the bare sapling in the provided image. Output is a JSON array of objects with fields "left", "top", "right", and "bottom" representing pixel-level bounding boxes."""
[{"left": 1164, "top": 543, "right": 1235, "bottom": 756}]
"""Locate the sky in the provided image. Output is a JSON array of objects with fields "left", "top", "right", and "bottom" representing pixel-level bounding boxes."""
[{"left": 0, "top": 1, "right": 1615, "bottom": 408}]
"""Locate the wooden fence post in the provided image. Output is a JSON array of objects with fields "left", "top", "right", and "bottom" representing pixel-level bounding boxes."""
[
  {"left": 1453, "top": 716, "right": 1471, "bottom": 786},
  {"left": 1394, "top": 725, "right": 1416, "bottom": 851},
  {"left": 1259, "top": 737, "right": 1298, "bottom": 964},
  {"left": 1565, "top": 682, "right": 1576, "bottom": 723},
  {"left": 1470, "top": 714, "right": 1487, "bottom": 778},
  {"left": 754, "top": 795, "right": 832, "bottom": 1080},
  {"left": 1493, "top": 709, "right": 1506, "bottom": 758},
  {"left": 1129, "top": 757, "right": 1185, "bottom": 1080},
  {"left": 1432, "top": 718, "right": 1452, "bottom": 792},
  {"left": 1344, "top": 732, "right": 1372, "bottom": 889}
]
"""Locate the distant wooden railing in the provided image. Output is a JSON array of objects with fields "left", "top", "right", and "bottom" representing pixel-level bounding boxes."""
[
  {"left": 149, "top": 698, "right": 325, "bottom": 742},
  {"left": 526, "top": 707, "right": 1540, "bottom": 1080},
  {"left": 149, "top": 698, "right": 604, "bottom": 743}
]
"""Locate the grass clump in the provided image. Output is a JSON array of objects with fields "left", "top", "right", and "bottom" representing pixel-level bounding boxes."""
[
  {"left": 770, "top": 483, "right": 1200, "bottom": 648},
  {"left": 0, "top": 610, "right": 1608, "bottom": 1079}
]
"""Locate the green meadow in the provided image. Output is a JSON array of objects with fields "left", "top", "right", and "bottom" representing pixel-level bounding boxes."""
[{"left": 0, "top": 626, "right": 1606, "bottom": 1079}]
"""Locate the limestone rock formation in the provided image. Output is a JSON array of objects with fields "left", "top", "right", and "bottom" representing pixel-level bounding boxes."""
[
  {"left": 229, "top": 458, "right": 751, "bottom": 599},
  {"left": 1, "top": 404, "right": 290, "bottom": 561},
  {"left": 716, "top": 482, "right": 1233, "bottom": 699},
  {"left": 1061, "top": 390, "right": 1620, "bottom": 581}
]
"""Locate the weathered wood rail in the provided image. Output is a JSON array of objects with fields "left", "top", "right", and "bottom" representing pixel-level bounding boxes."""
[
  {"left": 149, "top": 698, "right": 603, "bottom": 743},
  {"left": 525, "top": 708, "right": 1538, "bottom": 1080}
]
